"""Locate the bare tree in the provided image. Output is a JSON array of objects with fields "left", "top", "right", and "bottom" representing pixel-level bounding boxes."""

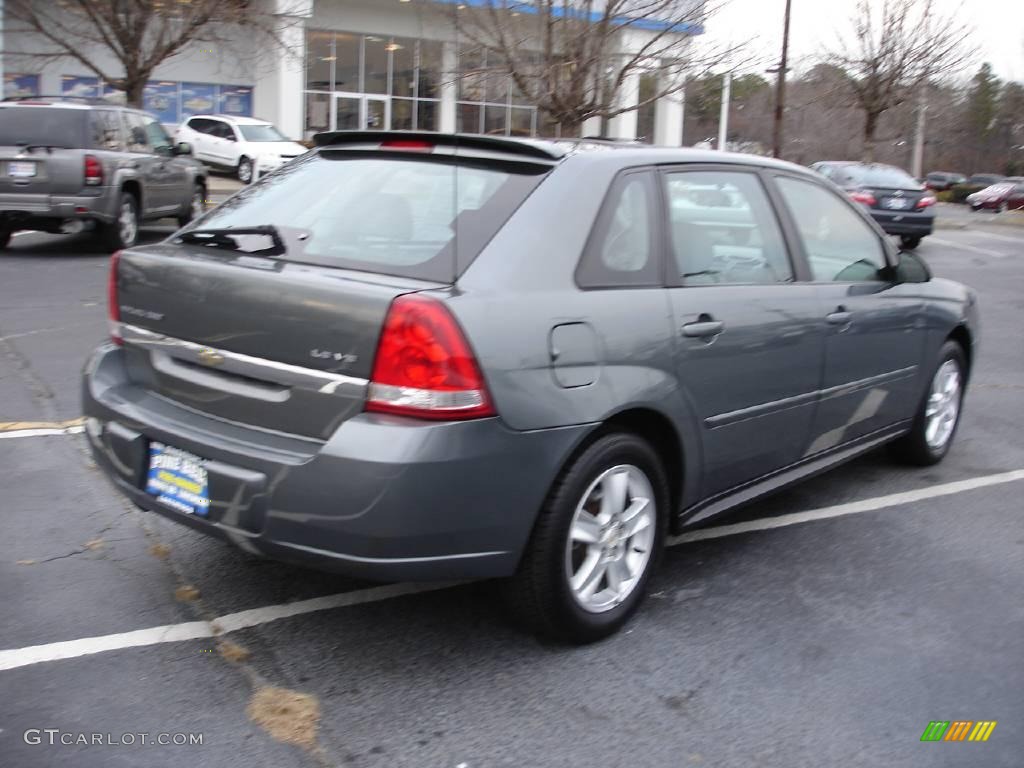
[
  {"left": 438, "top": 0, "right": 739, "bottom": 136},
  {"left": 5, "top": 0, "right": 295, "bottom": 107},
  {"left": 825, "top": 0, "right": 974, "bottom": 161}
]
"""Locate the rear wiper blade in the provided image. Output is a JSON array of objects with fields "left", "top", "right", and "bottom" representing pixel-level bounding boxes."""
[{"left": 175, "top": 226, "right": 285, "bottom": 256}]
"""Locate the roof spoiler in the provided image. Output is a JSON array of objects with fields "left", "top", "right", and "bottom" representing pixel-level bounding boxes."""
[{"left": 312, "top": 131, "right": 566, "bottom": 162}]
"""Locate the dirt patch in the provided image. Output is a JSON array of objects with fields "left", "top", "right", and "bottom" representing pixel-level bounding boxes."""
[
  {"left": 148, "top": 543, "right": 171, "bottom": 560},
  {"left": 84, "top": 539, "right": 105, "bottom": 551},
  {"left": 16, "top": 559, "right": 36, "bottom": 566},
  {"left": 247, "top": 686, "right": 320, "bottom": 749},
  {"left": 217, "top": 640, "right": 251, "bottom": 663},
  {"left": 174, "top": 585, "right": 201, "bottom": 602}
]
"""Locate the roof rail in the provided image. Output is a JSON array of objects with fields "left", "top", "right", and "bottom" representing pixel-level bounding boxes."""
[{"left": 313, "top": 130, "right": 566, "bottom": 161}]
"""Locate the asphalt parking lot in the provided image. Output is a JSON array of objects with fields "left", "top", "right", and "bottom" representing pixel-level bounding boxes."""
[{"left": 1, "top": 211, "right": 1022, "bottom": 767}]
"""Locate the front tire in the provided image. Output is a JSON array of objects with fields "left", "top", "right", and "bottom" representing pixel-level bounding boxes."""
[
  {"left": 98, "top": 191, "right": 139, "bottom": 251},
  {"left": 237, "top": 157, "right": 253, "bottom": 184},
  {"left": 503, "top": 433, "right": 668, "bottom": 643},
  {"left": 900, "top": 235, "right": 922, "bottom": 250},
  {"left": 890, "top": 341, "right": 967, "bottom": 466}
]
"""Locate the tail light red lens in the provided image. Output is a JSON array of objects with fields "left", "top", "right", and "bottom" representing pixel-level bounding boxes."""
[
  {"left": 849, "top": 191, "right": 876, "bottom": 206},
  {"left": 108, "top": 250, "right": 122, "bottom": 346},
  {"left": 380, "top": 139, "right": 433, "bottom": 152},
  {"left": 84, "top": 154, "right": 103, "bottom": 186},
  {"left": 366, "top": 294, "right": 495, "bottom": 420},
  {"left": 917, "top": 195, "right": 937, "bottom": 208}
]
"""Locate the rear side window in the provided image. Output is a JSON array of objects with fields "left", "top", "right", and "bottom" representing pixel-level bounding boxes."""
[
  {"left": 665, "top": 170, "right": 793, "bottom": 286},
  {"left": 192, "top": 153, "right": 548, "bottom": 281},
  {"left": 0, "top": 107, "right": 88, "bottom": 148},
  {"left": 576, "top": 171, "right": 660, "bottom": 288},
  {"left": 187, "top": 118, "right": 213, "bottom": 133},
  {"left": 91, "top": 110, "right": 123, "bottom": 150}
]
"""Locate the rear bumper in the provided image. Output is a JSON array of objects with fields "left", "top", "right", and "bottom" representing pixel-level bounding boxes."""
[
  {"left": 870, "top": 209, "right": 934, "bottom": 237},
  {"left": 82, "top": 344, "right": 589, "bottom": 581},
  {"left": 0, "top": 189, "right": 116, "bottom": 229}
]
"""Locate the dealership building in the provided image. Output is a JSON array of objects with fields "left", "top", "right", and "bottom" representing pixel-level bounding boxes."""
[{"left": 1, "top": 0, "right": 700, "bottom": 145}]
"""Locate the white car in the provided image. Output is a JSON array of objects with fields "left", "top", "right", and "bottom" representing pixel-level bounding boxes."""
[{"left": 175, "top": 115, "right": 306, "bottom": 183}]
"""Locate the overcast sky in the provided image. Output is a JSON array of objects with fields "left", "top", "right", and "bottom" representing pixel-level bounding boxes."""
[{"left": 702, "top": 0, "right": 1024, "bottom": 82}]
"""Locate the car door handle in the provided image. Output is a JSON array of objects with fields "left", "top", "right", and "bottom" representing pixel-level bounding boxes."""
[
  {"left": 682, "top": 319, "right": 725, "bottom": 338},
  {"left": 826, "top": 309, "right": 853, "bottom": 325}
]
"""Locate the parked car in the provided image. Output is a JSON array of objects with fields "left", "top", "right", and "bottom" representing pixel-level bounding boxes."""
[
  {"left": 810, "top": 161, "right": 935, "bottom": 249},
  {"left": 85, "top": 134, "right": 978, "bottom": 642},
  {"left": 175, "top": 115, "right": 306, "bottom": 183},
  {"left": 924, "top": 171, "right": 966, "bottom": 191},
  {"left": 0, "top": 96, "right": 206, "bottom": 251},
  {"left": 966, "top": 173, "right": 1005, "bottom": 186},
  {"left": 966, "top": 181, "right": 1024, "bottom": 212}
]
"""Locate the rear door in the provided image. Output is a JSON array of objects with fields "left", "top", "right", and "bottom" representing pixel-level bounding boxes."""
[
  {"left": 122, "top": 111, "right": 176, "bottom": 215},
  {"left": 662, "top": 166, "right": 825, "bottom": 498},
  {"left": 771, "top": 173, "right": 925, "bottom": 450}
]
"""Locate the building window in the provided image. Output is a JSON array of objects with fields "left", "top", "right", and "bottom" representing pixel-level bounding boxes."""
[
  {"left": 303, "top": 30, "right": 445, "bottom": 136},
  {"left": 636, "top": 73, "right": 658, "bottom": 144},
  {"left": 455, "top": 45, "right": 539, "bottom": 137}
]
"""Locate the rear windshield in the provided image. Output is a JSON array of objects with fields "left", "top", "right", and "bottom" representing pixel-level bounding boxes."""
[
  {"left": 842, "top": 165, "right": 920, "bottom": 189},
  {"left": 192, "top": 152, "right": 548, "bottom": 281},
  {"left": 0, "top": 107, "right": 88, "bottom": 148}
]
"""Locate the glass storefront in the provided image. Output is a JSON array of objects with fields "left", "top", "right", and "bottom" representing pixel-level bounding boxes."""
[
  {"left": 304, "top": 30, "right": 442, "bottom": 137},
  {"left": 304, "top": 31, "right": 541, "bottom": 138}
]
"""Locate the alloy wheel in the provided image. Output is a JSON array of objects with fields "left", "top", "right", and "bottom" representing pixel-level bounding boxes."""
[
  {"left": 925, "top": 359, "right": 961, "bottom": 450},
  {"left": 565, "top": 464, "right": 656, "bottom": 614},
  {"left": 119, "top": 198, "right": 137, "bottom": 245}
]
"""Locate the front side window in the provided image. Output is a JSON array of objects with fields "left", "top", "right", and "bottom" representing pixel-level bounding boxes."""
[
  {"left": 141, "top": 116, "right": 172, "bottom": 153},
  {"left": 239, "top": 124, "right": 286, "bottom": 142},
  {"left": 577, "top": 172, "right": 659, "bottom": 288},
  {"left": 665, "top": 170, "right": 793, "bottom": 286},
  {"left": 775, "top": 176, "right": 887, "bottom": 282}
]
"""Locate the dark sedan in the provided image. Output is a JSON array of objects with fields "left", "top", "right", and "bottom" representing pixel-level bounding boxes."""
[
  {"left": 810, "top": 162, "right": 935, "bottom": 249},
  {"left": 924, "top": 171, "right": 966, "bottom": 191},
  {"left": 85, "top": 135, "right": 978, "bottom": 642}
]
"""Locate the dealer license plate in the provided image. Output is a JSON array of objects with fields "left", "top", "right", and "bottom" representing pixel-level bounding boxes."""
[
  {"left": 8, "top": 161, "right": 37, "bottom": 178},
  {"left": 146, "top": 442, "right": 210, "bottom": 517}
]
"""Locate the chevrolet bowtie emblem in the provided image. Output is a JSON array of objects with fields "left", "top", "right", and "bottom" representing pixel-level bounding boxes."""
[{"left": 197, "top": 348, "right": 224, "bottom": 367}]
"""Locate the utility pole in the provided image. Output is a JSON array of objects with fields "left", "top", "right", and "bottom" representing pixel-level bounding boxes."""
[
  {"left": 771, "top": 0, "right": 793, "bottom": 158},
  {"left": 911, "top": 89, "right": 927, "bottom": 179},
  {"left": 718, "top": 72, "right": 732, "bottom": 151}
]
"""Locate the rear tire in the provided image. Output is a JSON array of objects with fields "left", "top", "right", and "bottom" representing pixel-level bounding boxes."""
[
  {"left": 237, "top": 157, "right": 253, "bottom": 184},
  {"left": 98, "top": 191, "right": 139, "bottom": 252},
  {"left": 503, "top": 432, "right": 668, "bottom": 644},
  {"left": 900, "top": 235, "right": 921, "bottom": 250},
  {"left": 177, "top": 183, "right": 206, "bottom": 228},
  {"left": 889, "top": 341, "right": 966, "bottom": 466},
  {"left": 0, "top": 230, "right": 11, "bottom": 250}
]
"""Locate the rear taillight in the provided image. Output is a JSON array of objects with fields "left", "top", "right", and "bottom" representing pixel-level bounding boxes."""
[
  {"left": 108, "top": 250, "right": 122, "bottom": 346},
  {"left": 84, "top": 154, "right": 103, "bottom": 186},
  {"left": 849, "top": 190, "right": 876, "bottom": 206},
  {"left": 365, "top": 294, "right": 495, "bottom": 420},
  {"left": 917, "top": 195, "right": 937, "bottom": 209}
]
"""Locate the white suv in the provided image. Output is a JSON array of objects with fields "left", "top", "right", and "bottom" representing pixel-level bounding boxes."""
[{"left": 176, "top": 115, "right": 306, "bottom": 183}]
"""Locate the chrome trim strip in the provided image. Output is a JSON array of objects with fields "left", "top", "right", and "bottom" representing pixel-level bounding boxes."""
[
  {"left": 705, "top": 365, "right": 918, "bottom": 429},
  {"left": 120, "top": 324, "right": 368, "bottom": 398}
]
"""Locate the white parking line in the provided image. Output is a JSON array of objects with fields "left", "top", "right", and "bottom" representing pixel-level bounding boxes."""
[
  {"left": 0, "top": 425, "right": 85, "bottom": 440},
  {"left": 1, "top": 469, "right": 1022, "bottom": 672},
  {"left": 929, "top": 236, "right": 1007, "bottom": 258}
]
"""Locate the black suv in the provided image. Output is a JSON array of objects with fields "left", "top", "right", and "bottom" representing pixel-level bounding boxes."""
[{"left": 0, "top": 97, "right": 207, "bottom": 251}]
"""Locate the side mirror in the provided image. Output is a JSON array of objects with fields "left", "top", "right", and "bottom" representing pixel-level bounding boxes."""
[
  {"left": 893, "top": 249, "right": 931, "bottom": 283},
  {"left": 173, "top": 141, "right": 192, "bottom": 156}
]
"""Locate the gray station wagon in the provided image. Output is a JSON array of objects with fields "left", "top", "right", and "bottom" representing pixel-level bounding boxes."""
[
  {"left": 0, "top": 97, "right": 207, "bottom": 251},
  {"left": 83, "top": 133, "right": 979, "bottom": 642}
]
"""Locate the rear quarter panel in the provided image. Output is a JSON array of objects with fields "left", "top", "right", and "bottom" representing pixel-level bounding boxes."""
[{"left": 450, "top": 155, "right": 702, "bottom": 501}]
